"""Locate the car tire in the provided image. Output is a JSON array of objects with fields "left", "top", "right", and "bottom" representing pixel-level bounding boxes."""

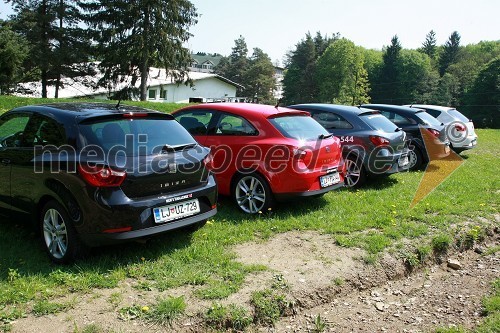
[
  {"left": 232, "top": 173, "right": 274, "bottom": 214},
  {"left": 408, "top": 146, "right": 424, "bottom": 170},
  {"left": 344, "top": 156, "right": 366, "bottom": 188},
  {"left": 40, "top": 200, "right": 83, "bottom": 264}
]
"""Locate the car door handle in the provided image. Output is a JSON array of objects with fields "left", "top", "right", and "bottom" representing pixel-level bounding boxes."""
[{"left": 1, "top": 159, "right": 10, "bottom": 165}]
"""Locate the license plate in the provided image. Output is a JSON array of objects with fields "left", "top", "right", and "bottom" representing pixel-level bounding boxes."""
[
  {"left": 398, "top": 156, "right": 409, "bottom": 167},
  {"left": 153, "top": 199, "right": 200, "bottom": 223},
  {"left": 320, "top": 172, "right": 341, "bottom": 188}
]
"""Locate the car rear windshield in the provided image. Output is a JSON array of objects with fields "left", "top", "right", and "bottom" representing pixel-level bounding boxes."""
[
  {"left": 269, "top": 115, "right": 329, "bottom": 141},
  {"left": 78, "top": 117, "right": 197, "bottom": 155},
  {"left": 359, "top": 113, "right": 398, "bottom": 132},
  {"left": 415, "top": 111, "right": 442, "bottom": 127},
  {"left": 448, "top": 110, "right": 469, "bottom": 122}
]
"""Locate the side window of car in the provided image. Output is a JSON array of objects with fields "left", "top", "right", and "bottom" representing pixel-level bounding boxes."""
[
  {"left": 424, "top": 109, "right": 440, "bottom": 118},
  {"left": 28, "top": 115, "right": 66, "bottom": 147},
  {"left": 0, "top": 113, "right": 31, "bottom": 148},
  {"left": 215, "top": 114, "right": 258, "bottom": 136},
  {"left": 380, "top": 111, "right": 415, "bottom": 126},
  {"left": 175, "top": 110, "right": 213, "bottom": 135},
  {"left": 312, "top": 111, "right": 353, "bottom": 129}
]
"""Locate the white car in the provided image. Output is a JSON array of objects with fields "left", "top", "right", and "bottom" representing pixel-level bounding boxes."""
[{"left": 405, "top": 105, "right": 478, "bottom": 153}]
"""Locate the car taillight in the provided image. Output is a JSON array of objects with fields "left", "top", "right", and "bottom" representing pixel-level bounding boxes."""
[
  {"left": 454, "top": 124, "right": 466, "bottom": 131},
  {"left": 203, "top": 153, "right": 214, "bottom": 170},
  {"left": 78, "top": 164, "right": 126, "bottom": 187},
  {"left": 369, "top": 135, "right": 390, "bottom": 146},
  {"left": 427, "top": 128, "right": 440, "bottom": 138}
]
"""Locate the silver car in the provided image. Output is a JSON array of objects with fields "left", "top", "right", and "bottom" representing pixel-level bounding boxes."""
[{"left": 406, "top": 105, "right": 478, "bottom": 153}]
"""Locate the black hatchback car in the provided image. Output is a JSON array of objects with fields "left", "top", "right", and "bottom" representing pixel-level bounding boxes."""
[
  {"left": 288, "top": 104, "right": 409, "bottom": 187},
  {"left": 362, "top": 104, "right": 450, "bottom": 170},
  {"left": 0, "top": 103, "right": 217, "bottom": 263}
]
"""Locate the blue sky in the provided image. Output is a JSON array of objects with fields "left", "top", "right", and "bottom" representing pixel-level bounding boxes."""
[{"left": 1, "top": 0, "right": 498, "bottom": 64}]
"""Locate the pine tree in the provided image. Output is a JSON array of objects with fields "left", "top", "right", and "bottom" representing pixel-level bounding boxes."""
[
  {"left": 420, "top": 30, "right": 437, "bottom": 59},
  {"left": 439, "top": 31, "right": 461, "bottom": 76},
  {"left": 244, "top": 48, "right": 275, "bottom": 103},
  {"left": 80, "top": 0, "right": 198, "bottom": 101},
  {"left": 372, "top": 35, "right": 402, "bottom": 103}
]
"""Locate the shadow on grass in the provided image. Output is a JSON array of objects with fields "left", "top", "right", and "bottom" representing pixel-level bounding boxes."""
[
  {"left": 357, "top": 175, "right": 400, "bottom": 191},
  {"left": 0, "top": 212, "right": 195, "bottom": 279}
]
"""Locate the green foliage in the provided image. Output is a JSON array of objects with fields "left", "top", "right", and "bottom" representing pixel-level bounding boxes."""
[
  {"left": 313, "top": 314, "right": 327, "bottom": 332},
  {"left": 315, "top": 38, "right": 370, "bottom": 105},
  {"left": 244, "top": 48, "right": 276, "bottom": 104},
  {"left": 439, "top": 31, "right": 461, "bottom": 76},
  {"left": 420, "top": 30, "right": 437, "bottom": 59},
  {"left": 147, "top": 296, "right": 186, "bottom": 326},
  {"left": 204, "top": 303, "right": 253, "bottom": 331},
  {"left": 80, "top": 0, "right": 197, "bottom": 101},
  {"left": 32, "top": 299, "right": 73, "bottom": 316},
  {"left": 432, "top": 234, "right": 452, "bottom": 254},
  {"left": 251, "top": 289, "right": 293, "bottom": 325},
  {"left": 0, "top": 23, "right": 29, "bottom": 93}
]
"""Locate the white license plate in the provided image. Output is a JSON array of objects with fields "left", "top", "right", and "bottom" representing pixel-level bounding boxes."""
[
  {"left": 153, "top": 199, "right": 200, "bottom": 223},
  {"left": 320, "top": 172, "right": 341, "bottom": 188},
  {"left": 398, "top": 156, "right": 409, "bottom": 167}
]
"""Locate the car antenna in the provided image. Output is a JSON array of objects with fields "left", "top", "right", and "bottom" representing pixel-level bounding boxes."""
[{"left": 275, "top": 98, "right": 282, "bottom": 109}]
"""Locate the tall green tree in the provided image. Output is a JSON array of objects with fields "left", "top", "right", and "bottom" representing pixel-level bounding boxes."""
[
  {"left": 315, "top": 38, "right": 369, "bottom": 105},
  {"left": 243, "top": 47, "right": 275, "bottom": 103},
  {"left": 371, "top": 35, "right": 402, "bottom": 103},
  {"left": 0, "top": 20, "right": 29, "bottom": 93},
  {"left": 80, "top": 0, "right": 198, "bottom": 101},
  {"left": 213, "top": 35, "right": 249, "bottom": 92},
  {"left": 420, "top": 30, "right": 437, "bottom": 59},
  {"left": 282, "top": 32, "right": 336, "bottom": 105},
  {"left": 6, "top": 0, "right": 92, "bottom": 97},
  {"left": 439, "top": 31, "right": 461, "bottom": 76},
  {"left": 396, "top": 49, "right": 435, "bottom": 104}
]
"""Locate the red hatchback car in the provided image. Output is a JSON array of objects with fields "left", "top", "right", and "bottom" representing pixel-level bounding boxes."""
[{"left": 172, "top": 103, "right": 344, "bottom": 213}]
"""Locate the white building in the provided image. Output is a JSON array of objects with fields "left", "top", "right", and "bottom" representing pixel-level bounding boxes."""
[{"left": 15, "top": 68, "right": 243, "bottom": 103}]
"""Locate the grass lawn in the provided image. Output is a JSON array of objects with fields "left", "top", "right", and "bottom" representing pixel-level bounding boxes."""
[{"left": 0, "top": 96, "right": 498, "bottom": 328}]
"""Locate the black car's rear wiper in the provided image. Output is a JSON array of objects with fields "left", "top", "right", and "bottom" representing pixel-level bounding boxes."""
[
  {"left": 161, "top": 143, "right": 197, "bottom": 152},
  {"left": 318, "top": 133, "right": 334, "bottom": 139}
]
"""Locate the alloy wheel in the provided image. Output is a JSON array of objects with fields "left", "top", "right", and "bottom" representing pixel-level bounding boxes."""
[
  {"left": 235, "top": 175, "right": 266, "bottom": 214},
  {"left": 345, "top": 158, "right": 361, "bottom": 187},
  {"left": 42, "top": 208, "right": 68, "bottom": 260}
]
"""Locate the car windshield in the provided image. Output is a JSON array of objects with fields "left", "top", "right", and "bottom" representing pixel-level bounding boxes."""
[
  {"left": 415, "top": 111, "right": 443, "bottom": 127},
  {"left": 78, "top": 117, "right": 197, "bottom": 156},
  {"left": 448, "top": 110, "right": 469, "bottom": 122},
  {"left": 359, "top": 113, "right": 398, "bottom": 132},
  {"left": 269, "top": 115, "right": 329, "bottom": 141}
]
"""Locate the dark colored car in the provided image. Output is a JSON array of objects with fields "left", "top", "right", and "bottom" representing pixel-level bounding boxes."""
[
  {"left": 362, "top": 104, "right": 450, "bottom": 170},
  {"left": 172, "top": 103, "right": 344, "bottom": 213},
  {"left": 287, "top": 104, "right": 409, "bottom": 187},
  {"left": 0, "top": 103, "right": 217, "bottom": 263}
]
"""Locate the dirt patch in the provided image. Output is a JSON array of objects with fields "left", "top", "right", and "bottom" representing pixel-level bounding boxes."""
[{"left": 9, "top": 231, "right": 499, "bottom": 333}]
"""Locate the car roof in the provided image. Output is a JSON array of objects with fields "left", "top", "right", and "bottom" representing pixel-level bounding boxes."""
[
  {"left": 406, "top": 104, "right": 456, "bottom": 112},
  {"left": 362, "top": 104, "right": 423, "bottom": 114},
  {"left": 10, "top": 102, "right": 170, "bottom": 121},
  {"left": 175, "top": 103, "right": 309, "bottom": 118},
  {"left": 288, "top": 103, "right": 377, "bottom": 115}
]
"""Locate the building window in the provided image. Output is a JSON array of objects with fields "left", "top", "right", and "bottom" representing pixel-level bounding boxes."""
[
  {"left": 160, "top": 89, "right": 167, "bottom": 100},
  {"left": 148, "top": 89, "right": 156, "bottom": 100}
]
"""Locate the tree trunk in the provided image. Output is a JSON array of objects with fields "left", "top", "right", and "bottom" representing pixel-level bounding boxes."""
[
  {"left": 139, "top": 5, "right": 150, "bottom": 101},
  {"left": 41, "top": 0, "right": 49, "bottom": 98},
  {"left": 55, "top": 0, "right": 64, "bottom": 99}
]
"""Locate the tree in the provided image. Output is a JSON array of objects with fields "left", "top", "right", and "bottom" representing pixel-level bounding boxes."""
[
  {"left": 420, "top": 30, "right": 437, "bottom": 59},
  {"left": 462, "top": 57, "right": 500, "bottom": 128},
  {"left": 439, "top": 31, "right": 461, "bottom": 76},
  {"left": 396, "top": 50, "right": 435, "bottom": 104},
  {"left": 0, "top": 21, "right": 29, "bottom": 93},
  {"left": 6, "top": 0, "right": 92, "bottom": 98},
  {"left": 80, "top": 0, "right": 198, "bottom": 101},
  {"left": 315, "top": 38, "right": 370, "bottom": 105},
  {"left": 213, "top": 35, "right": 249, "bottom": 93},
  {"left": 371, "top": 35, "right": 402, "bottom": 103},
  {"left": 282, "top": 32, "right": 339, "bottom": 105},
  {"left": 243, "top": 48, "right": 275, "bottom": 103}
]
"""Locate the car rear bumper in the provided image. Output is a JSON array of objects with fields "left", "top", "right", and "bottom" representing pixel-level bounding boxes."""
[
  {"left": 80, "top": 208, "right": 217, "bottom": 246},
  {"left": 452, "top": 136, "right": 478, "bottom": 150},
  {"left": 273, "top": 181, "right": 344, "bottom": 201}
]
